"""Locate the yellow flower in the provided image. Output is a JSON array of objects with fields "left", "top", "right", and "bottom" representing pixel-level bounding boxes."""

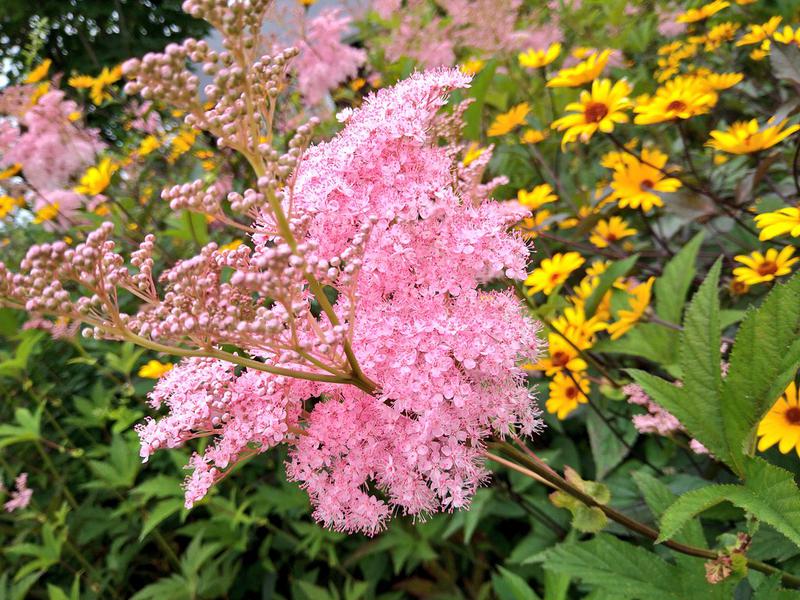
[
  {"left": 138, "top": 360, "right": 174, "bottom": 379},
  {"left": 703, "top": 22, "right": 741, "bottom": 50},
  {"left": 733, "top": 246, "right": 798, "bottom": 285},
  {"left": 488, "top": 103, "right": 530, "bottom": 136},
  {"left": 698, "top": 72, "right": 743, "bottom": 90},
  {"left": 74, "top": 158, "right": 119, "bottom": 196},
  {"left": 707, "top": 119, "right": 800, "bottom": 154},
  {"left": 24, "top": 59, "right": 52, "bottom": 84},
  {"left": 0, "top": 164, "right": 22, "bottom": 180},
  {"left": 219, "top": 239, "right": 244, "bottom": 252},
  {"left": 676, "top": 0, "right": 730, "bottom": 24},
  {"left": 607, "top": 148, "right": 682, "bottom": 212},
  {"left": 349, "top": 78, "right": 366, "bottom": 91},
  {"left": 590, "top": 216, "right": 637, "bottom": 248},
  {"left": 518, "top": 209, "right": 551, "bottom": 239},
  {"left": 547, "top": 371, "right": 590, "bottom": 419},
  {"left": 521, "top": 128, "right": 548, "bottom": 144},
  {"left": 169, "top": 128, "right": 199, "bottom": 161},
  {"left": 525, "top": 252, "right": 585, "bottom": 296},
  {"left": 69, "top": 65, "right": 123, "bottom": 105},
  {"left": 547, "top": 50, "right": 611, "bottom": 88},
  {"left": 750, "top": 39, "right": 771, "bottom": 60},
  {"left": 0, "top": 195, "right": 21, "bottom": 219},
  {"left": 755, "top": 207, "right": 800, "bottom": 240},
  {"left": 530, "top": 333, "right": 587, "bottom": 376},
  {"left": 463, "top": 143, "right": 487, "bottom": 166},
  {"left": 634, "top": 76, "right": 717, "bottom": 125},
  {"left": 736, "top": 16, "right": 782, "bottom": 46},
  {"left": 774, "top": 26, "right": 800, "bottom": 46},
  {"left": 519, "top": 43, "right": 562, "bottom": 69},
  {"left": 729, "top": 278, "right": 750, "bottom": 296},
  {"left": 517, "top": 184, "right": 557, "bottom": 211},
  {"left": 607, "top": 277, "right": 655, "bottom": 340},
  {"left": 30, "top": 83, "right": 50, "bottom": 106},
  {"left": 33, "top": 203, "right": 60, "bottom": 224},
  {"left": 551, "top": 78, "right": 632, "bottom": 148},
  {"left": 558, "top": 205, "right": 594, "bottom": 229},
  {"left": 460, "top": 59, "right": 485, "bottom": 75},
  {"left": 552, "top": 305, "right": 607, "bottom": 350},
  {"left": 137, "top": 135, "right": 161, "bottom": 157},
  {"left": 757, "top": 382, "right": 800, "bottom": 456}
]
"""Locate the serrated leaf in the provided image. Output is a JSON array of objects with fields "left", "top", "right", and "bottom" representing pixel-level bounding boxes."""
[
  {"left": 771, "top": 43, "right": 800, "bottom": 86},
  {"left": 584, "top": 254, "right": 638, "bottom": 318},
  {"left": 632, "top": 471, "right": 706, "bottom": 549},
  {"left": 658, "top": 458, "right": 800, "bottom": 548},
  {"left": 655, "top": 231, "right": 704, "bottom": 324},
  {"left": 721, "top": 273, "right": 800, "bottom": 461},
  {"left": 139, "top": 498, "right": 184, "bottom": 541},
  {"left": 492, "top": 566, "right": 542, "bottom": 600}
]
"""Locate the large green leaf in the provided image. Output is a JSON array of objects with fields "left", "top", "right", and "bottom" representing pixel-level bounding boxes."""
[
  {"left": 654, "top": 231, "right": 704, "bottom": 324},
  {"left": 542, "top": 534, "right": 732, "bottom": 599},
  {"left": 721, "top": 273, "right": 800, "bottom": 460},
  {"left": 658, "top": 458, "right": 800, "bottom": 548}
]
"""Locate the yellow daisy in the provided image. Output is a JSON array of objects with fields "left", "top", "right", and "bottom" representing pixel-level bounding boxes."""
[
  {"left": 707, "top": 119, "right": 800, "bottom": 154},
  {"left": 0, "top": 164, "right": 22, "bottom": 180},
  {"left": 736, "top": 16, "right": 782, "bottom": 46},
  {"left": 24, "top": 59, "right": 52, "bottom": 84},
  {"left": 733, "top": 246, "right": 798, "bottom": 285},
  {"left": 519, "top": 43, "right": 562, "bottom": 69},
  {"left": 138, "top": 360, "right": 174, "bottom": 379},
  {"left": 774, "top": 26, "right": 800, "bottom": 46},
  {"left": 33, "top": 202, "right": 60, "bottom": 224},
  {"left": 757, "top": 382, "right": 800, "bottom": 456},
  {"left": 521, "top": 128, "right": 548, "bottom": 144},
  {"left": 460, "top": 59, "right": 485, "bottom": 76},
  {"left": 607, "top": 277, "right": 655, "bottom": 340},
  {"left": 74, "top": 158, "right": 119, "bottom": 196},
  {"left": 528, "top": 333, "right": 587, "bottom": 376},
  {"left": 488, "top": 103, "right": 530, "bottom": 137},
  {"left": 754, "top": 207, "right": 800, "bottom": 240},
  {"left": 551, "top": 78, "right": 632, "bottom": 147},
  {"left": 634, "top": 76, "right": 718, "bottom": 125},
  {"left": 590, "top": 216, "right": 637, "bottom": 248},
  {"left": 551, "top": 305, "right": 607, "bottom": 350},
  {"left": 547, "top": 371, "right": 590, "bottom": 419},
  {"left": 676, "top": 0, "right": 730, "bottom": 24},
  {"left": 525, "top": 252, "right": 586, "bottom": 296},
  {"left": 547, "top": 50, "right": 611, "bottom": 88},
  {"left": 517, "top": 184, "right": 558, "bottom": 211},
  {"left": 518, "top": 209, "right": 552, "bottom": 240},
  {"left": 69, "top": 65, "right": 123, "bottom": 105},
  {"left": 607, "top": 148, "right": 682, "bottom": 212}
]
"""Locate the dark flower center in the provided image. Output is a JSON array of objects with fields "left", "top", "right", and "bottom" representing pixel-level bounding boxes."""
[
  {"left": 667, "top": 100, "right": 687, "bottom": 112},
  {"left": 640, "top": 179, "right": 655, "bottom": 190},
  {"left": 566, "top": 386, "right": 579, "bottom": 399},
  {"left": 584, "top": 102, "right": 609, "bottom": 123},
  {"left": 552, "top": 351, "right": 569, "bottom": 367},
  {"left": 756, "top": 261, "right": 777, "bottom": 276},
  {"left": 785, "top": 407, "right": 800, "bottom": 425}
]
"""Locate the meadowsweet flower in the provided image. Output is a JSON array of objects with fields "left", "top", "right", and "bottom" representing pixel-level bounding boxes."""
[
  {"left": 517, "top": 184, "right": 557, "bottom": 210},
  {"left": 676, "top": 0, "right": 729, "bottom": 24},
  {"left": 139, "top": 360, "right": 174, "bottom": 379},
  {"left": 521, "top": 128, "right": 548, "bottom": 144},
  {"left": 607, "top": 148, "right": 682, "bottom": 211},
  {"left": 754, "top": 207, "right": 800, "bottom": 240},
  {"left": 624, "top": 384, "right": 682, "bottom": 436},
  {"left": 607, "top": 277, "right": 654, "bottom": 339},
  {"left": 547, "top": 371, "right": 590, "bottom": 419},
  {"left": 547, "top": 50, "right": 611, "bottom": 87},
  {"left": 24, "top": 59, "right": 52, "bottom": 84},
  {"left": 707, "top": 119, "right": 800, "bottom": 154},
  {"left": 525, "top": 252, "right": 586, "bottom": 295},
  {"left": 293, "top": 9, "right": 367, "bottom": 105},
  {"left": 74, "top": 158, "right": 118, "bottom": 196},
  {"left": 518, "top": 43, "right": 561, "bottom": 69},
  {"left": 736, "top": 16, "right": 782, "bottom": 46},
  {"left": 590, "top": 217, "right": 637, "bottom": 248},
  {"left": 488, "top": 103, "right": 530, "bottom": 136},
  {"left": 68, "top": 65, "right": 123, "bottom": 105},
  {"left": 530, "top": 333, "right": 587, "bottom": 375},
  {"left": 551, "top": 78, "right": 632, "bottom": 147},
  {"left": 634, "top": 76, "right": 717, "bottom": 124},
  {"left": 3, "top": 473, "right": 33, "bottom": 512},
  {"left": 733, "top": 246, "right": 798, "bottom": 285},
  {"left": 757, "top": 382, "right": 800, "bottom": 456},
  {"left": 33, "top": 190, "right": 83, "bottom": 232}
]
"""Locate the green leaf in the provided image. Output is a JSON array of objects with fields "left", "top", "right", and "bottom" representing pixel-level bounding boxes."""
[
  {"left": 139, "top": 498, "right": 184, "bottom": 541},
  {"left": 770, "top": 42, "right": 800, "bottom": 87},
  {"left": 584, "top": 254, "right": 638, "bottom": 318},
  {"left": 655, "top": 231, "right": 704, "bottom": 324},
  {"left": 721, "top": 273, "right": 800, "bottom": 461},
  {"left": 462, "top": 61, "right": 497, "bottom": 140},
  {"left": 587, "top": 409, "right": 637, "bottom": 480},
  {"left": 658, "top": 458, "right": 800, "bottom": 548},
  {"left": 492, "top": 566, "right": 542, "bottom": 600}
]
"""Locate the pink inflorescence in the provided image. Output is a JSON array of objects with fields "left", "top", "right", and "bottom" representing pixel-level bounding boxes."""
[
  {"left": 3, "top": 473, "right": 33, "bottom": 512},
  {"left": 0, "top": 1, "right": 542, "bottom": 534}
]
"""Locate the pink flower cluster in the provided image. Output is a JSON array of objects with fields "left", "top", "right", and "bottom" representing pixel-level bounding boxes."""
[
  {"left": 293, "top": 9, "right": 367, "bottom": 106},
  {"left": 2, "top": 472, "right": 33, "bottom": 512}
]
